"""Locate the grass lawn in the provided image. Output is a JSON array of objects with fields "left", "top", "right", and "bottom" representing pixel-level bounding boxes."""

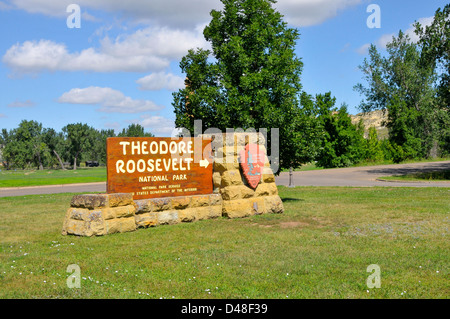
[
  {"left": 379, "top": 170, "right": 450, "bottom": 182},
  {"left": 0, "top": 186, "right": 448, "bottom": 299},
  {"left": 0, "top": 167, "right": 106, "bottom": 188}
]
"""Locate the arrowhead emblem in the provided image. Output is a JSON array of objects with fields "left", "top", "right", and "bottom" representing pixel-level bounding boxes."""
[{"left": 239, "top": 144, "right": 265, "bottom": 189}]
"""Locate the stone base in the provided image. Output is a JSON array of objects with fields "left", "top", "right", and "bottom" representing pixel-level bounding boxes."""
[
  {"left": 62, "top": 193, "right": 223, "bottom": 237},
  {"left": 62, "top": 193, "right": 136, "bottom": 237}
]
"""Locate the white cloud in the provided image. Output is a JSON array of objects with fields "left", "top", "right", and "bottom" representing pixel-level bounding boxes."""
[
  {"left": 136, "top": 72, "right": 185, "bottom": 91},
  {"left": 357, "top": 16, "right": 434, "bottom": 55},
  {"left": 8, "top": 0, "right": 362, "bottom": 28},
  {"left": 7, "top": 0, "right": 223, "bottom": 28},
  {"left": 57, "top": 86, "right": 162, "bottom": 113},
  {"left": 3, "top": 25, "right": 208, "bottom": 74},
  {"left": 136, "top": 115, "right": 180, "bottom": 136},
  {"left": 8, "top": 99, "right": 35, "bottom": 107},
  {"left": 2, "top": 39, "right": 168, "bottom": 73},
  {"left": 0, "top": 1, "right": 13, "bottom": 10},
  {"left": 356, "top": 43, "right": 370, "bottom": 55},
  {"left": 276, "top": 0, "right": 362, "bottom": 27}
]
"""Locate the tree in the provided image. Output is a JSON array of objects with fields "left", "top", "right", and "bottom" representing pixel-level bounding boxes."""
[
  {"left": 310, "top": 93, "right": 366, "bottom": 168},
  {"left": 415, "top": 4, "right": 450, "bottom": 108},
  {"left": 0, "top": 128, "right": 13, "bottom": 169},
  {"left": 354, "top": 30, "right": 438, "bottom": 161},
  {"left": 90, "top": 129, "right": 116, "bottom": 164},
  {"left": 117, "top": 123, "right": 154, "bottom": 137},
  {"left": 2, "top": 120, "right": 47, "bottom": 169},
  {"left": 62, "top": 123, "right": 94, "bottom": 170},
  {"left": 42, "top": 128, "right": 67, "bottom": 169},
  {"left": 172, "top": 0, "right": 318, "bottom": 173},
  {"left": 415, "top": 4, "right": 450, "bottom": 156},
  {"left": 364, "top": 126, "right": 384, "bottom": 162}
]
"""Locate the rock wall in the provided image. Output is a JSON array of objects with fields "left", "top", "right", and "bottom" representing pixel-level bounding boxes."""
[
  {"left": 62, "top": 132, "right": 283, "bottom": 236},
  {"left": 207, "top": 132, "right": 284, "bottom": 218}
]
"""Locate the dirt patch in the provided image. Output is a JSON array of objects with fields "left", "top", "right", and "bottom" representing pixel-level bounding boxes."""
[{"left": 279, "top": 221, "right": 309, "bottom": 228}]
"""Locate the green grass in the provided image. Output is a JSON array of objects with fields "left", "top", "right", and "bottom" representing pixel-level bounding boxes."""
[
  {"left": 0, "top": 167, "right": 106, "bottom": 187},
  {"left": 0, "top": 186, "right": 448, "bottom": 299},
  {"left": 379, "top": 170, "right": 450, "bottom": 182}
]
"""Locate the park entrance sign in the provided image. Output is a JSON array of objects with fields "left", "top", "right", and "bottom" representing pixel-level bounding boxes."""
[
  {"left": 63, "top": 132, "right": 284, "bottom": 237},
  {"left": 106, "top": 137, "right": 213, "bottom": 200}
]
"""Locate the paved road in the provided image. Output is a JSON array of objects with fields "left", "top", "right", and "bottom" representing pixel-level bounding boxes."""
[
  {"left": 0, "top": 182, "right": 107, "bottom": 197},
  {"left": 0, "top": 161, "right": 449, "bottom": 197},
  {"left": 275, "top": 160, "right": 450, "bottom": 187}
]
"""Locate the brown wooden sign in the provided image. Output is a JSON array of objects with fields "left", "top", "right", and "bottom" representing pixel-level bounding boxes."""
[{"left": 106, "top": 137, "right": 213, "bottom": 200}]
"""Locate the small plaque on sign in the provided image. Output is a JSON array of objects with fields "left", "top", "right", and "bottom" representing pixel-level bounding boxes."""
[
  {"left": 239, "top": 144, "right": 265, "bottom": 189},
  {"left": 106, "top": 137, "right": 213, "bottom": 199}
]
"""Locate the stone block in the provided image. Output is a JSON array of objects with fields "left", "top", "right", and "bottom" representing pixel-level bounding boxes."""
[
  {"left": 157, "top": 210, "right": 179, "bottom": 225},
  {"left": 172, "top": 196, "right": 191, "bottom": 210},
  {"left": 240, "top": 185, "right": 256, "bottom": 199},
  {"left": 196, "top": 207, "right": 213, "bottom": 220},
  {"left": 114, "top": 205, "right": 136, "bottom": 218},
  {"left": 67, "top": 207, "right": 90, "bottom": 221},
  {"left": 101, "top": 208, "right": 116, "bottom": 220},
  {"left": 220, "top": 169, "right": 243, "bottom": 187},
  {"left": 63, "top": 219, "right": 87, "bottom": 236},
  {"left": 107, "top": 193, "right": 134, "bottom": 207},
  {"left": 249, "top": 197, "right": 267, "bottom": 215},
  {"left": 190, "top": 195, "right": 210, "bottom": 207},
  {"left": 71, "top": 194, "right": 107, "bottom": 209},
  {"left": 222, "top": 199, "right": 251, "bottom": 219},
  {"left": 62, "top": 209, "right": 106, "bottom": 237},
  {"left": 209, "top": 205, "right": 222, "bottom": 219},
  {"left": 152, "top": 198, "right": 172, "bottom": 211},
  {"left": 134, "top": 199, "right": 153, "bottom": 213},
  {"left": 255, "top": 183, "right": 271, "bottom": 197},
  {"left": 213, "top": 158, "right": 240, "bottom": 172},
  {"left": 106, "top": 217, "right": 136, "bottom": 234},
  {"left": 220, "top": 185, "right": 242, "bottom": 201},
  {"left": 88, "top": 211, "right": 106, "bottom": 236},
  {"left": 261, "top": 167, "right": 275, "bottom": 183},
  {"left": 135, "top": 212, "right": 157, "bottom": 228},
  {"left": 178, "top": 208, "right": 197, "bottom": 222},
  {"left": 209, "top": 193, "right": 222, "bottom": 206},
  {"left": 70, "top": 193, "right": 132, "bottom": 209},
  {"left": 212, "top": 172, "right": 221, "bottom": 189},
  {"left": 264, "top": 195, "right": 284, "bottom": 214}
]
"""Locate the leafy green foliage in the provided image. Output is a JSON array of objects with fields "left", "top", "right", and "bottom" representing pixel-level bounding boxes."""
[
  {"left": 172, "top": 0, "right": 319, "bottom": 172},
  {"left": 355, "top": 4, "right": 450, "bottom": 161},
  {"left": 306, "top": 93, "right": 366, "bottom": 168},
  {"left": 0, "top": 123, "right": 154, "bottom": 170}
]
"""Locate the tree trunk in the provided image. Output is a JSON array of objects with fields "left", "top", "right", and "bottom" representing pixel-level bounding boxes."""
[
  {"left": 53, "top": 150, "right": 66, "bottom": 170},
  {"left": 73, "top": 151, "right": 80, "bottom": 170},
  {"left": 36, "top": 152, "right": 44, "bottom": 170}
]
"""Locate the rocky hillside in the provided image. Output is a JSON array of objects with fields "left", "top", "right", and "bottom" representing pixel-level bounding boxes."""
[{"left": 350, "top": 109, "right": 388, "bottom": 139}]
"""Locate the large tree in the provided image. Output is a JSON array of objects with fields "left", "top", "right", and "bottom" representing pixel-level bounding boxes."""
[
  {"left": 415, "top": 4, "right": 450, "bottom": 155},
  {"left": 172, "top": 0, "right": 319, "bottom": 173},
  {"left": 62, "top": 123, "right": 94, "bottom": 170},
  {"left": 355, "top": 5, "right": 450, "bottom": 160},
  {"left": 2, "top": 120, "right": 47, "bottom": 169},
  {"left": 354, "top": 31, "right": 438, "bottom": 161},
  {"left": 42, "top": 128, "right": 67, "bottom": 170}
]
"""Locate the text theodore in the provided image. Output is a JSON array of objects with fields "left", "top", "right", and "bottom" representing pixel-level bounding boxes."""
[{"left": 115, "top": 140, "right": 194, "bottom": 174}]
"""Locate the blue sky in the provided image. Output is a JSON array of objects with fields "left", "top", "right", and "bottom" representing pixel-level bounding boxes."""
[{"left": 0, "top": 0, "right": 447, "bottom": 136}]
